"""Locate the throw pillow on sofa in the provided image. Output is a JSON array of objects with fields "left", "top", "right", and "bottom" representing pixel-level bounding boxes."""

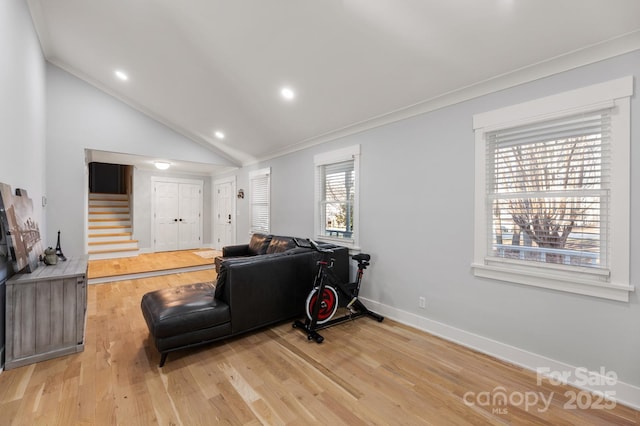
[
  {"left": 265, "top": 236, "right": 296, "bottom": 254},
  {"left": 247, "top": 233, "right": 273, "bottom": 255}
]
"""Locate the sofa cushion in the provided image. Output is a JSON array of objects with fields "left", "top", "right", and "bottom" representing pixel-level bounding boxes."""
[
  {"left": 248, "top": 233, "right": 272, "bottom": 255},
  {"left": 266, "top": 236, "right": 296, "bottom": 254},
  {"left": 141, "top": 282, "right": 230, "bottom": 338}
]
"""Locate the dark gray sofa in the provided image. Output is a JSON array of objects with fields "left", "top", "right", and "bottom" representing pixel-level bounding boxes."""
[
  {"left": 141, "top": 235, "right": 348, "bottom": 366},
  {"left": 213, "top": 233, "right": 302, "bottom": 272}
]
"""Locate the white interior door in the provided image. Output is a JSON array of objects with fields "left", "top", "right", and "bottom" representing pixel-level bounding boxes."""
[
  {"left": 178, "top": 183, "right": 202, "bottom": 249},
  {"left": 154, "top": 181, "right": 180, "bottom": 252},
  {"left": 153, "top": 178, "right": 203, "bottom": 252},
  {"left": 214, "top": 179, "right": 235, "bottom": 249}
]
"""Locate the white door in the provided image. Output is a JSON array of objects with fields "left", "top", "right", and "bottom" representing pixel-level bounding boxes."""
[
  {"left": 178, "top": 183, "right": 202, "bottom": 249},
  {"left": 154, "top": 181, "right": 180, "bottom": 252},
  {"left": 214, "top": 179, "right": 234, "bottom": 249},
  {"left": 153, "top": 178, "right": 203, "bottom": 252}
]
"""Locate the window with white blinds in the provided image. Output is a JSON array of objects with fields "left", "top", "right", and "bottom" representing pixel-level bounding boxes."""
[
  {"left": 487, "top": 110, "right": 610, "bottom": 269},
  {"left": 249, "top": 168, "right": 270, "bottom": 234},
  {"left": 472, "top": 77, "right": 633, "bottom": 301},
  {"left": 314, "top": 145, "right": 360, "bottom": 248},
  {"left": 320, "top": 160, "right": 355, "bottom": 237}
]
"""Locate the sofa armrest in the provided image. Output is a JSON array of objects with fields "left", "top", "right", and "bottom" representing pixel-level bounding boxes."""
[
  {"left": 222, "top": 244, "right": 251, "bottom": 257},
  {"left": 222, "top": 233, "right": 273, "bottom": 257}
]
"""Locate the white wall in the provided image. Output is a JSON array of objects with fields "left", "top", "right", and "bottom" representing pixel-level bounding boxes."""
[
  {"left": 224, "top": 51, "right": 640, "bottom": 390},
  {"left": 0, "top": 0, "right": 46, "bottom": 280},
  {"left": 46, "top": 65, "right": 232, "bottom": 256}
]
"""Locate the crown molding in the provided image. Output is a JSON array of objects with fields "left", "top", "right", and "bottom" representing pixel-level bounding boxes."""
[{"left": 248, "top": 30, "right": 640, "bottom": 167}]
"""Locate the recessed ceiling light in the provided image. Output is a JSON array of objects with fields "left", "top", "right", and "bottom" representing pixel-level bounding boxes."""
[
  {"left": 214, "top": 131, "right": 225, "bottom": 140},
  {"left": 280, "top": 87, "right": 295, "bottom": 100},
  {"left": 115, "top": 70, "right": 129, "bottom": 81},
  {"left": 154, "top": 161, "right": 170, "bottom": 170}
]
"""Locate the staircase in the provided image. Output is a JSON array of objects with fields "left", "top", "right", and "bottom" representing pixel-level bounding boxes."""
[{"left": 88, "top": 193, "right": 139, "bottom": 260}]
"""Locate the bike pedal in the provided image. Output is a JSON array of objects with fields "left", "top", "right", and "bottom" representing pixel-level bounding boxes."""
[{"left": 346, "top": 297, "right": 357, "bottom": 309}]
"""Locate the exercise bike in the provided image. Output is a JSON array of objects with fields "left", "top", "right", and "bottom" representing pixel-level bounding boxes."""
[{"left": 293, "top": 239, "right": 383, "bottom": 343}]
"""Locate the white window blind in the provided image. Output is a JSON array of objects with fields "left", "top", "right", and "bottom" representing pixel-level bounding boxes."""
[
  {"left": 487, "top": 110, "right": 611, "bottom": 270},
  {"left": 314, "top": 145, "right": 360, "bottom": 248},
  {"left": 250, "top": 168, "right": 270, "bottom": 234},
  {"left": 472, "top": 76, "right": 634, "bottom": 301},
  {"left": 319, "top": 160, "right": 355, "bottom": 239}
]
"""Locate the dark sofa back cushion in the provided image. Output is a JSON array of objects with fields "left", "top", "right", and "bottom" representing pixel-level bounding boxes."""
[
  {"left": 215, "top": 250, "right": 281, "bottom": 300},
  {"left": 266, "top": 236, "right": 295, "bottom": 254},
  {"left": 248, "top": 233, "right": 272, "bottom": 255},
  {"left": 214, "top": 263, "right": 228, "bottom": 299}
]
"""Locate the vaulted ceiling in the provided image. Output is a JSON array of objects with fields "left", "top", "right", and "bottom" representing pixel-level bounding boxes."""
[{"left": 27, "top": 0, "right": 640, "bottom": 168}]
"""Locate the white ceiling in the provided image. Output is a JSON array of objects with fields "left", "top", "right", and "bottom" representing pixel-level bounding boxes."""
[{"left": 27, "top": 0, "right": 640, "bottom": 168}]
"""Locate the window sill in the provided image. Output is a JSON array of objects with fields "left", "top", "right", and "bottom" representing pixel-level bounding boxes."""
[
  {"left": 316, "top": 235, "right": 360, "bottom": 252},
  {"left": 471, "top": 261, "right": 634, "bottom": 302}
]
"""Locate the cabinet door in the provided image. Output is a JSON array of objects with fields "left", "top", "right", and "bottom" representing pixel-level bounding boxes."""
[
  {"left": 12, "top": 283, "right": 37, "bottom": 358},
  {"left": 10, "top": 278, "right": 81, "bottom": 359}
]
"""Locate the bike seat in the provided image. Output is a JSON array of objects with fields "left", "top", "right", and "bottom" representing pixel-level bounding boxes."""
[{"left": 352, "top": 253, "right": 370, "bottom": 262}]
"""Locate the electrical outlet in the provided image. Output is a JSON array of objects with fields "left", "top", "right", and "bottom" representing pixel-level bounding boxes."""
[{"left": 418, "top": 296, "right": 426, "bottom": 309}]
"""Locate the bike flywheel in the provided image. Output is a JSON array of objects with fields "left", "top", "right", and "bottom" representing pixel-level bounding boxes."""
[{"left": 305, "top": 286, "right": 338, "bottom": 324}]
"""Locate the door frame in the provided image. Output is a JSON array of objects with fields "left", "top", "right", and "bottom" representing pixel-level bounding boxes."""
[
  {"left": 213, "top": 176, "right": 237, "bottom": 250},
  {"left": 151, "top": 176, "right": 204, "bottom": 252}
]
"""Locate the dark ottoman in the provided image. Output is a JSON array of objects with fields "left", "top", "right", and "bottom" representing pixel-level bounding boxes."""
[{"left": 141, "top": 282, "right": 231, "bottom": 366}]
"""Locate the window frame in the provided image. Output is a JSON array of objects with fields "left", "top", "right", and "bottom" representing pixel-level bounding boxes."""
[
  {"left": 472, "top": 77, "right": 634, "bottom": 302},
  {"left": 249, "top": 167, "right": 271, "bottom": 235},
  {"left": 314, "top": 145, "right": 360, "bottom": 250}
]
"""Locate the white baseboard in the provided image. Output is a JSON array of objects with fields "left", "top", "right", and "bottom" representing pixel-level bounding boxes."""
[{"left": 360, "top": 297, "right": 640, "bottom": 411}]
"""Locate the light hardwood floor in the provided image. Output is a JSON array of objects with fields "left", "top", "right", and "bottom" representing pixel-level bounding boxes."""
[
  {"left": 0, "top": 270, "right": 638, "bottom": 425},
  {"left": 88, "top": 249, "right": 219, "bottom": 279}
]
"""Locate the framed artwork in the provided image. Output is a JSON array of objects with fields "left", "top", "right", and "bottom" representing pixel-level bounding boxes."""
[{"left": 0, "top": 183, "right": 44, "bottom": 273}]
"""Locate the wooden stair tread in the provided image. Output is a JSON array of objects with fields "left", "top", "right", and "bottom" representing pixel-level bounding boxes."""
[
  {"left": 89, "top": 198, "right": 128, "bottom": 203},
  {"left": 88, "top": 225, "right": 130, "bottom": 230},
  {"left": 88, "top": 240, "right": 139, "bottom": 246},
  {"left": 88, "top": 232, "right": 132, "bottom": 237},
  {"left": 88, "top": 193, "right": 137, "bottom": 260},
  {"left": 88, "top": 247, "right": 139, "bottom": 255},
  {"left": 89, "top": 211, "right": 130, "bottom": 214}
]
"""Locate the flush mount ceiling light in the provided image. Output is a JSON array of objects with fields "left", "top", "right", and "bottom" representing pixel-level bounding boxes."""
[
  {"left": 154, "top": 161, "right": 170, "bottom": 170},
  {"left": 280, "top": 87, "right": 295, "bottom": 100},
  {"left": 115, "top": 70, "right": 129, "bottom": 81},
  {"left": 214, "top": 131, "right": 225, "bottom": 140}
]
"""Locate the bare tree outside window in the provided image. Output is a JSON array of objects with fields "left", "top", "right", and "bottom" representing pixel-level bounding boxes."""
[{"left": 491, "top": 128, "right": 606, "bottom": 266}]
